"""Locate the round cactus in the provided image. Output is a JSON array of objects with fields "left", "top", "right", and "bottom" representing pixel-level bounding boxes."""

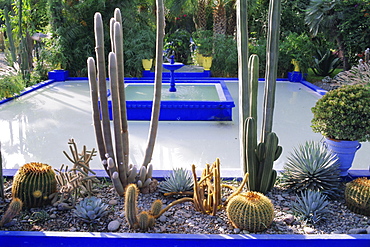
[
  {"left": 345, "top": 177, "right": 370, "bottom": 216},
  {"left": 226, "top": 191, "right": 274, "bottom": 232},
  {"left": 12, "top": 162, "right": 57, "bottom": 208}
]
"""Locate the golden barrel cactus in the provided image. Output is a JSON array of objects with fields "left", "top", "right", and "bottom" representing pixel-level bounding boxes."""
[
  {"left": 345, "top": 177, "right": 370, "bottom": 216},
  {"left": 12, "top": 162, "right": 57, "bottom": 208},
  {"left": 226, "top": 191, "right": 274, "bottom": 232}
]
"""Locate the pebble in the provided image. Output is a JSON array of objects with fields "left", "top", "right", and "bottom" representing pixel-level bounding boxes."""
[
  {"left": 366, "top": 226, "right": 370, "bottom": 234},
  {"left": 233, "top": 228, "right": 241, "bottom": 234},
  {"left": 109, "top": 200, "right": 118, "bottom": 206},
  {"left": 304, "top": 227, "right": 315, "bottom": 234},
  {"left": 348, "top": 228, "right": 367, "bottom": 234},
  {"left": 49, "top": 214, "right": 57, "bottom": 219},
  {"left": 283, "top": 214, "right": 295, "bottom": 225},
  {"left": 159, "top": 215, "right": 167, "bottom": 223},
  {"left": 107, "top": 220, "right": 121, "bottom": 232},
  {"left": 276, "top": 195, "right": 284, "bottom": 201}
]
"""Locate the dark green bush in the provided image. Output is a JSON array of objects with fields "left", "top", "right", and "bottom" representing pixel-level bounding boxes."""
[
  {"left": 311, "top": 84, "right": 370, "bottom": 141},
  {"left": 212, "top": 34, "right": 237, "bottom": 77},
  {"left": 164, "top": 29, "right": 192, "bottom": 64}
]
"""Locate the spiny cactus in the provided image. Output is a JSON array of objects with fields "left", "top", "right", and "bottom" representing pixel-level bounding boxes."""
[
  {"left": 292, "top": 190, "right": 329, "bottom": 224},
  {"left": 226, "top": 191, "right": 274, "bottom": 232},
  {"left": 137, "top": 211, "right": 155, "bottom": 231},
  {"left": 345, "top": 177, "right": 370, "bottom": 216},
  {"left": 0, "top": 198, "right": 23, "bottom": 227},
  {"left": 74, "top": 196, "right": 109, "bottom": 223},
  {"left": 158, "top": 168, "right": 193, "bottom": 195},
  {"left": 124, "top": 183, "right": 190, "bottom": 231},
  {"left": 281, "top": 141, "right": 341, "bottom": 197},
  {"left": 124, "top": 183, "right": 139, "bottom": 229},
  {"left": 191, "top": 159, "right": 222, "bottom": 216},
  {"left": 150, "top": 199, "right": 163, "bottom": 217},
  {"left": 12, "top": 162, "right": 57, "bottom": 208}
]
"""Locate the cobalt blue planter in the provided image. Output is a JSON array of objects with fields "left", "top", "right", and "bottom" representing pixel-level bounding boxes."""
[
  {"left": 288, "top": 72, "right": 307, "bottom": 82},
  {"left": 324, "top": 138, "right": 362, "bottom": 176},
  {"left": 48, "top": 70, "right": 69, "bottom": 81}
]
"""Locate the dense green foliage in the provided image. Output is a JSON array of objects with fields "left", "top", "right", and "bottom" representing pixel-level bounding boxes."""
[
  {"left": 311, "top": 84, "right": 370, "bottom": 141},
  {"left": 1, "top": 0, "right": 370, "bottom": 80}
]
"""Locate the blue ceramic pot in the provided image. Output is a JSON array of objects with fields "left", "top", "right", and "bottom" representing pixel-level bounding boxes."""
[{"left": 323, "top": 138, "right": 361, "bottom": 176}]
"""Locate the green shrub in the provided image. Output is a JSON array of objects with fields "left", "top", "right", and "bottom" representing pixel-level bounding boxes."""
[
  {"left": 0, "top": 65, "right": 24, "bottom": 99},
  {"left": 279, "top": 32, "right": 315, "bottom": 74},
  {"left": 192, "top": 30, "right": 214, "bottom": 57},
  {"left": 212, "top": 34, "right": 238, "bottom": 77},
  {"left": 164, "top": 29, "right": 191, "bottom": 64},
  {"left": 311, "top": 84, "right": 370, "bottom": 141}
]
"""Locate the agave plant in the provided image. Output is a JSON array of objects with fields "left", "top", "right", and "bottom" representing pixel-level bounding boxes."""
[
  {"left": 292, "top": 190, "right": 330, "bottom": 224},
  {"left": 158, "top": 167, "right": 194, "bottom": 195},
  {"left": 311, "top": 49, "right": 341, "bottom": 76},
  {"left": 281, "top": 141, "right": 341, "bottom": 197},
  {"left": 74, "top": 196, "right": 109, "bottom": 223}
]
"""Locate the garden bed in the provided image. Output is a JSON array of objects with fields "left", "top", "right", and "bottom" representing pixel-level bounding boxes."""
[{"left": 1, "top": 178, "right": 369, "bottom": 235}]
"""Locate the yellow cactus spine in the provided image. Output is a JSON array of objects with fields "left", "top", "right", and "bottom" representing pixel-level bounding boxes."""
[
  {"left": 0, "top": 198, "right": 23, "bottom": 227},
  {"left": 11, "top": 162, "right": 57, "bottom": 208},
  {"left": 124, "top": 184, "right": 139, "bottom": 228},
  {"left": 226, "top": 191, "right": 274, "bottom": 232},
  {"left": 150, "top": 199, "right": 163, "bottom": 217},
  {"left": 345, "top": 177, "right": 370, "bottom": 216}
]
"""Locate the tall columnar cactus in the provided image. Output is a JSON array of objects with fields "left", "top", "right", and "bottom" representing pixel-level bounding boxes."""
[
  {"left": 239, "top": 0, "right": 282, "bottom": 194},
  {"left": 0, "top": 198, "right": 23, "bottom": 227},
  {"left": 88, "top": 0, "right": 164, "bottom": 195},
  {"left": 345, "top": 177, "right": 370, "bottom": 216},
  {"left": 12, "top": 162, "right": 57, "bottom": 208},
  {"left": 0, "top": 142, "right": 4, "bottom": 199},
  {"left": 261, "top": 0, "right": 281, "bottom": 142},
  {"left": 226, "top": 191, "right": 274, "bottom": 232}
]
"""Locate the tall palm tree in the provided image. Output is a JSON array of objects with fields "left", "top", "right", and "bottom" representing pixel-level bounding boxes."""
[
  {"left": 305, "top": 0, "right": 350, "bottom": 70},
  {"left": 195, "top": 0, "right": 208, "bottom": 30},
  {"left": 213, "top": 0, "right": 229, "bottom": 35}
]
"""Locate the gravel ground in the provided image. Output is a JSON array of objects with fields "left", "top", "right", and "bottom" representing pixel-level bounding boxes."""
[{"left": 1, "top": 178, "right": 369, "bottom": 235}]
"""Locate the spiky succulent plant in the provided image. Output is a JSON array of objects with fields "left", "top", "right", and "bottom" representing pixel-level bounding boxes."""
[
  {"left": 74, "top": 196, "right": 109, "bottom": 223},
  {"left": 281, "top": 141, "right": 341, "bottom": 197},
  {"left": 159, "top": 168, "right": 193, "bottom": 194},
  {"left": 292, "top": 190, "right": 329, "bottom": 224}
]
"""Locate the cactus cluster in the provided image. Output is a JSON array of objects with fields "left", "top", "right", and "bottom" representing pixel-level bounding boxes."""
[
  {"left": 12, "top": 162, "right": 57, "bottom": 208},
  {"left": 226, "top": 191, "right": 274, "bottom": 232},
  {"left": 88, "top": 0, "right": 164, "bottom": 195},
  {"left": 345, "top": 177, "right": 370, "bottom": 216},
  {"left": 124, "top": 183, "right": 162, "bottom": 230},
  {"left": 281, "top": 141, "right": 341, "bottom": 197},
  {"left": 74, "top": 196, "right": 109, "bottom": 223},
  {"left": 0, "top": 198, "right": 23, "bottom": 227},
  {"left": 50, "top": 140, "right": 99, "bottom": 210},
  {"left": 159, "top": 167, "right": 193, "bottom": 195},
  {"left": 238, "top": 0, "right": 282, "bottom": 194}
]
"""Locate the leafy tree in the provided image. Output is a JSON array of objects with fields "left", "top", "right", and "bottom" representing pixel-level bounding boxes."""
[
  {"left": 305, "top": 0, "right": 350, "bottom": 70},
  {"left": 337, "top": 0, "right": 370, "bottom": 65}
]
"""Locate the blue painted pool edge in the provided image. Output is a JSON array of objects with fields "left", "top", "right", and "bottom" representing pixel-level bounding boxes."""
[{"left": 0, "top": 231, "right": 369, "bottom": 247}]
